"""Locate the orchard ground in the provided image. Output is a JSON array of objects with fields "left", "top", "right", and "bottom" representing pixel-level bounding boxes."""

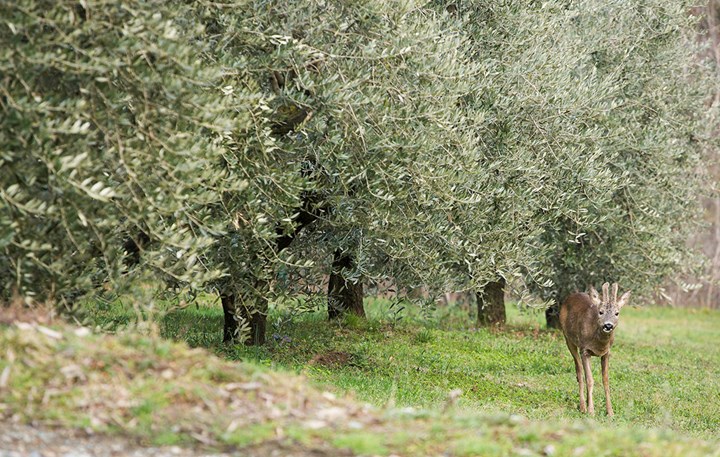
[{"left": 1, "top": 298, "right": 719, "bottom": 456}]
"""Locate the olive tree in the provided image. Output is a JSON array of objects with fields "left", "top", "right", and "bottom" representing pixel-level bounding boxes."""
[
  {"left": 421, "top": 0, "right": 713, "bottom": 327},
  {"left": 1, "top": 0, "right": 487, "bottom": 344},
  {"left": 5, "top": 0, "right": 709, "bottom": 343},
  {"left": 529, "top": 1, "right": 715, "bottom": 327},
  {"left": 0, "top": 0, "right": 291, "bottom": 321},
  {"left": 204, "top": 0, "right": 496, "bottom": 340},
  {"left": 412, "top": 1, "right": 625, "bottom": 325}
]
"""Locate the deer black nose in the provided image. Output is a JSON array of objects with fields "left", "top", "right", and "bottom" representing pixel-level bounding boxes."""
[{"left": 603, "top": 323, "right": 614, "bottom": 332}]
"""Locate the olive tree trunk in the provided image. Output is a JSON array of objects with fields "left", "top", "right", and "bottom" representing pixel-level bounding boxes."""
[
  {"left": 545, "top": 301, "right": 561, "bottom": 329},
  {"left": 328, "top": 249, "right": 365, "bottom": 319},
  {"left": 222, "top": 192, "right": 326, "bottom": 345},
  {"left": 476, "top": 278, "right": 506, "bottom": 326},
  {"left": 545, "top": 290, "right": 567, "bottom": 329},
  {"left": 221, "top": 292, "right": 268, "bottom": 346}
]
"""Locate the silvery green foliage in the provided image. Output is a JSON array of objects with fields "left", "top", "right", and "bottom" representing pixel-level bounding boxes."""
[
  {"left": 0, "top": 0, "right": 486, "bottom": 313},
  {"left": 211, "top": 1, "right": 486, "bottom": 299},
  {"left": 513, "top": 1, "right": 714, "bottom": 303},
  {"left": 0, "top": 1, "right": 268, "bottom": 305},
  {"left": 0, "top": 0, "right": 713, "bottom": 322},
  {"left": 417, "top": 0, "right": 713, "bottom": 305},
  {"left": 401, "top": 1, "right": 626, "bottom": 298}
]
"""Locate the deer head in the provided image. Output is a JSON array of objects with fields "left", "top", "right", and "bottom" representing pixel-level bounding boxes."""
[{"left": 589, "top": 282, "right": 631, "bottom": 334}]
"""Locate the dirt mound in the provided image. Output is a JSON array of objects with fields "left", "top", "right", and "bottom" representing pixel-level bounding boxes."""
[{"left": 0, "top": 321, "right": 377, "bottom": 453}]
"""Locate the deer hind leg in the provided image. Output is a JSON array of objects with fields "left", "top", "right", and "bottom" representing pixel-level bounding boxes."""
[
  {"left": 565, "top": 339, "right": 585, "bottom": 413},
  {"left": 601, "top": 352, "right": 613, "bottom": 417},
  {"left": 581, "top": 350, "right": 595, "bottom": 415}
]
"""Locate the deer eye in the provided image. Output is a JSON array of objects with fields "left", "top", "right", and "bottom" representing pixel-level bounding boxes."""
[
  {"left": 615, "top": 312, "right": 619, "bottom": 316},
  {"left": 599, "top": 310, "right": 604, "bottom": 315}
]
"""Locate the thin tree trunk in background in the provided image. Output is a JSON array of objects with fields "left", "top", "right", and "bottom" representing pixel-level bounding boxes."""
[
  {"left": 221, "top": 294, "right": 236, "bottom": 343},
  {"left": 706, "top": 198, "right": 720, "bottom": 306},
  {"left": 708, "top": 2, "right": 720, "bottom": 106},
  {"left": 328, "top": 249, "right": 365, "bottom": 319},
  {"left": 476, "top": 278, "right": 506, "bottom": 326}
]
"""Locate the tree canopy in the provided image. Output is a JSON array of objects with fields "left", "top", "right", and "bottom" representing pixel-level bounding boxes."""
[{"left": 1, "top": 0, "right": 714, "bottom": 340}]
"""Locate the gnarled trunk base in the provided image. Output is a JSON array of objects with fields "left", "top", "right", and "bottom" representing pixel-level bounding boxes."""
[
  {"left": 328, "top": 250, "right": 365, "bottom": 319},
  {"left": 545, "top": 296, "right": 562, "bottom": 329},
  {"left": 476, "top": 278, "right": 506, "bottom": 326},
  {"left": 222, "top": 293, "right": 267, "bottom": 346}
]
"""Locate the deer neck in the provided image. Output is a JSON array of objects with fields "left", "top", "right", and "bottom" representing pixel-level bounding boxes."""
[{"left": 593, "top": 327, "right": 614, "bottom": 346}]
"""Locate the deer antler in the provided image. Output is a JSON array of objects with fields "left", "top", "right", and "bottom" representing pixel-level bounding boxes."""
[
  {"left": 611, "top": 283, "right": 619, "bottom": 304},
  {"left": 602, "top": 282, "right": 610, "bottom": 304}
]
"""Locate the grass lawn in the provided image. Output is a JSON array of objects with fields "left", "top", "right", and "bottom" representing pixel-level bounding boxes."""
[{"left": 79, "top": 295, "right": 720, "bottom": 440}]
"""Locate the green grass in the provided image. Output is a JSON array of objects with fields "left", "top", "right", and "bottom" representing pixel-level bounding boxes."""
[
  {"left": 3, "top": 301, "right": 720, "bottom": 457},
  {"left": 78, "top": 296, "right": 720, "bottom": 440}
]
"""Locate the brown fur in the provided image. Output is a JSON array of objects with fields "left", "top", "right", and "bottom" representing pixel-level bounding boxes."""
[{"left": 559, "top": 282, "right": 630, "bottom": 416}]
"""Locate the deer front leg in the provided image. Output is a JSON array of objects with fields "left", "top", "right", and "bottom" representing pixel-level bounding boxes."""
[
  {"left": 601, "top": 352, "right": 613, "bottom": 417},
  {"left": 566, "top": 341, "right": 586, "bottom": 413},
  {"left": 581, "top": 351, "right": 595, "bottom": 415}
]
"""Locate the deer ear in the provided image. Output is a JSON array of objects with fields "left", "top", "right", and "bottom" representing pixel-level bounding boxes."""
[
  {"left": 617, "top": 291, "right": 631, "bottom": 309},
  {"left": 588, "top": 285, "right": 600, "bottom": 306}
]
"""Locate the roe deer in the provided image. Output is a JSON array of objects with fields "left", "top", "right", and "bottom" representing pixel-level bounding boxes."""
[{"left": 559, "top": 282, "right": 630, "bottom": 416}]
